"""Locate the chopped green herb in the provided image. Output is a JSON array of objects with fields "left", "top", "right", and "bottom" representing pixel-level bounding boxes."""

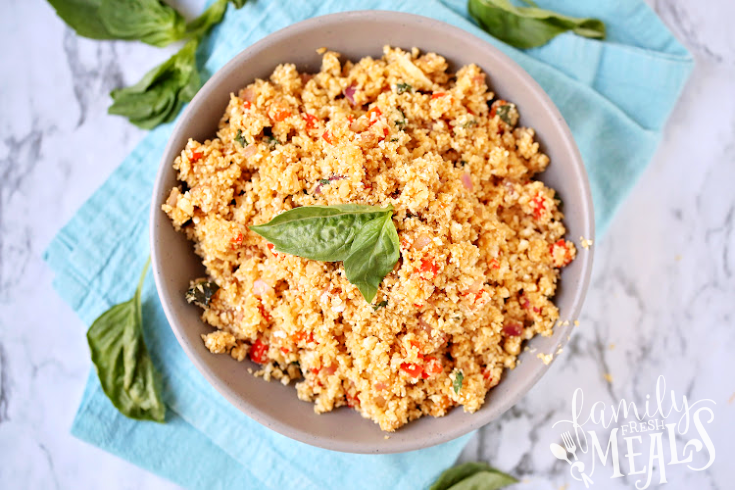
[
  {"left": 235, "top": 129, "right": 248, "bottom": 147},
  {"left": 390, "top": 138, "right": 399, "bottom": 142},
  {"left": 496, "top": 103, "right": 519, "bottom": 126},
  {"left": 185, "top": 279, "right": 219, "bottom": 308},
  {"left": 372, "top": 300, "right": 389, "bottom": 311},
  {"left": 461, "top": 119, "right": 477, "bottom": 129},
  {"left": 459, "top": 160, "right": 468, "bottom": 166},
  {"left": 396, "top": 82, "right": 413, "bottom": 94},
  {"left": 265, "top": 135, "right": 280, "bottom": 147},
  {"left": 319, "top": 178, "right": 331, "bottom": 185},
  {"left": 395, "top": 108, "right": 408, "bottom": 130},
  {"left": 453, "top": 369, "right": 464, "bottom": 394}
]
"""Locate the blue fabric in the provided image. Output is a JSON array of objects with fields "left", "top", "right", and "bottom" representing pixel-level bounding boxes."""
[{"left": 44, "top": 0, "right": 692, "bottom": 488}]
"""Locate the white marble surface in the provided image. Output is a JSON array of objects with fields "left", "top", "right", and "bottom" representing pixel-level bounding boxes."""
[{"left": 1, "top": 1, "right": 733, "bottom": 489}]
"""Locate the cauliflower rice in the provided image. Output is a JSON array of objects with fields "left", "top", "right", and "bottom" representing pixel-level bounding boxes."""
[{"left": 163, "top": 46, "right": 576, "bottom": 431}]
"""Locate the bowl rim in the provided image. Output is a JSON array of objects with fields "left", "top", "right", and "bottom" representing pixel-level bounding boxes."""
[{"left": 150, "top": 9, "right": 595, "bottom": 454}]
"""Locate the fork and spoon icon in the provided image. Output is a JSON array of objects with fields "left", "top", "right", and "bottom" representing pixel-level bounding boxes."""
[{"left": 550, "top": 431, "right": 595, "bottom": 488}]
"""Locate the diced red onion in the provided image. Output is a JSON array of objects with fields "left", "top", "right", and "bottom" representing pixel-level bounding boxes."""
[
  {"left": 502, "top": 322, "right": 523, "bottom": 337},
  {"left": 253, "top": 279, "right": 273, "bottom": 297},
  {"left": 241, "top": 144, "right": 257, "bottom": 158},
  {"left": 413, "top": 234, "right": 432, "bottom": 250},
  {"left": 241, "top": 87, "right": 255, "bottom": 102},
  {"left": 344, "top": 85, "right": 357, "bottom": 106},
  {"left": 461, "top": 172, "right": 473, "bottom": 191}
]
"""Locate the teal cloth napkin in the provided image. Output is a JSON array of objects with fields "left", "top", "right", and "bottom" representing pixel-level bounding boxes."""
[{"left": 44, "top": 0, "right": 692, "bottom": 488}]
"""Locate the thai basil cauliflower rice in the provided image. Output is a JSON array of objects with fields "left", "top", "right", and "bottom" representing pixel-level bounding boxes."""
[{"left": 162, "top": 46, "right": 576, "bottom": 431}]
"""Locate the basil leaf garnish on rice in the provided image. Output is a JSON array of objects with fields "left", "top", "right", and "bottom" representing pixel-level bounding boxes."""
[
  {"left": 86, "top": 258, "right": 166, "bottom": 423},
  {"left": 430, "top": 462, "right": 518, "bottom": 490},
  {"left": 108, "top": 39, "right": 201, "bottom": 130},
  {"left": 343, "top": 213, "right": 400, "bottom": 303},
  {"left": 468, "top": 0, "right": 605, "bottom": 49},
  {"left": 250, "top": 204, "right": 400, "bottom": 302}
]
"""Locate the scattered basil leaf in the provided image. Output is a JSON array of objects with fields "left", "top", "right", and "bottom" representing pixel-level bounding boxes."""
[
  {"left": 343, "top": 213, "right": 400, "bottom": 303},
  {"left": 186, "top": 279, "right": 219, "bottom": 308},
  {"left": 468, "top": 0, "right": 605, "bottom": 49},
  {"left": 496, "top": 103, "right": 518, "bottom": 126},
  {"left": 453, "top": 369, "right": 464, "bottom": 394},
  {"left": 46, "top": 0, "right": 116, "bottom": 39},
  {"left": 460, "top": 160, "right": 468, "bottom": 166},
  {"left": 430, "top": 462, "right": 518, "bottom": 490},
  {"left": 461, "top": 119, "right": 477, "bottom": 129},
  {"left": 396, "top": 82, "right": 413, "bottom": 94},
  {"left": 319, "top": 178, "right": 332, "bottom": 185},
  {"left": 372, "top": 300, "right": 389, "bottom": 311},
  {"left": 235, "top": 129, "right": 248, "bottom": 147},
  {"left": 98, "top": 0, "right": 185, "bottom": 47},
  {"left": 249, "top": 204, "right": 393, "bottom": 262},
  {"left": 108, "top": 39, "right": 201, "bottom": 129},
  {"left": 250, "top": 204, "right": 400, "bottom": 302},
  {"left": 446, "top": 471, "right": 518, "bottom": 490},
  {"left": 86, "top": 258, "right": 166, "bottom": 423},
  {"left": 265, "top": 135, "right": 280, "bottom": 147}
]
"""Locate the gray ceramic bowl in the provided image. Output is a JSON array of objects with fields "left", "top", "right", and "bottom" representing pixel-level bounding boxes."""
[{"left": 151, "top": 10, "right": 594, "bottom": 454}]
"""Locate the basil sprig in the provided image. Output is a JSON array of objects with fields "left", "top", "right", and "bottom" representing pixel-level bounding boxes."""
[
  {"left": 250, "top": 205, "right": 400, "bottom": 303},
  {"left": 47, "top": 0, "right": 243, "bottom": 47},
  {"left": 108, "top": 39, "right": 201, "bottom": 130},
  {"left": 430, "top": 462, "right": 517, "bottom": 490},
  {"left": 87, "top": 259, "right": 166, "bottom": 422},
  {"left": 468, "top": 0, "right": 605, "bottom": 49},
  {"left": 47, "top": 0, "right": 248, "bottom": 128}
]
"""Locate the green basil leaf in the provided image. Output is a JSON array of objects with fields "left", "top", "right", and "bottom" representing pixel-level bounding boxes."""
[
  {"left": 108, "top": 39, "right": 200, "bottom": 129},
  {"left": 99, "top": 0, "right": 185, "bottom": 47},
  {"left": 46, "top": 0, "right": 115, "bottom": 39},
  {"left": 249, "top": 204, "right": 393, "bottom": 262},
  {"left": 87, "top": 259, "right": 166, "bottom": 423},
  {"left": 343, "top": 213, "right": 400, "bottom": 303},
  {"left": 468, "top": 0, "right": 605, "bottom": 49},
  {"left": 430, "top": 462, "right": 518, "bottom": 490},
  {"left": 453, "top": 369, "right": 464, "bottom": 394},
  {"left": 447, "top": 471, "right": 518, "bottom": 490},
  {"left": 185, "top": 0, "right": 228, "bottom": 39}
]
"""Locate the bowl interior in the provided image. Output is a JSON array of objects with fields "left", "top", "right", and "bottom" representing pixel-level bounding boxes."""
[{"left": 151, "top": 11, "right": 594, "bottom": 454}]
